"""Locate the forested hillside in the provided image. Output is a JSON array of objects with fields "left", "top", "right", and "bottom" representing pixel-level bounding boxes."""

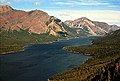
[
  {"left": 49, "top": 29, "right": 120, "bottom": 81},
  {"left": 0, "top": 29, "right": 59, "bottom": 54}
]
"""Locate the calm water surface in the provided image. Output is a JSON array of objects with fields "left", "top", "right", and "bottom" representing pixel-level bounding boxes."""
[{"left": 0, "top": 37, "right": 95, "bottom": 81}]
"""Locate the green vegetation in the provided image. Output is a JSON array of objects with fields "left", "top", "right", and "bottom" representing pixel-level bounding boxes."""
[
  {"left": 0, "top": 29, "right": 61, "bottom": 54},
  {"left": 49, "top": 29, "right": 120, "bottom": 81},
  {"left": 61, "top": 23, "right": 80, "bottom": 37}
]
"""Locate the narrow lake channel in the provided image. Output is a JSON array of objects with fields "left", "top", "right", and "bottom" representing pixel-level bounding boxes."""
[{"left": 0, "top": 37, "right": 95, "bottom": 81}]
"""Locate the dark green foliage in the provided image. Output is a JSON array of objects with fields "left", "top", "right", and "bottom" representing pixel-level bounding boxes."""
[
  {"left": 0, "top": 29, "right": 58, "bottom": 54},
  {"left": 54, "top": 19, "right": 61, "bottom": 23},
  {"left": 93, "top": 22, "right": 109, "bottom": 31},
  {"left": 50, "top": 29, "right": 120, "bottom": 81},
  {"left": 79, "top": 26, "right": 90, "bottom": 36},
  {"left": 61, "top": 23, "right": 79, "bottom": 37}
]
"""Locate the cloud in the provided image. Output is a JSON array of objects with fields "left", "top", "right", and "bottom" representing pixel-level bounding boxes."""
[
  {"left": 0, "top": 0, "right": 12, "bottom": 5},
  {"left": 34, "top": 2, "right": 40, "bottom": 6},
  {"left": 54, "top": 0, "right": 110, "bottom": 6},
  {"left": 59, "top": 12, "right": 72, "bottom": 19},
  {"left": 108, "top": 5, "right": 119, "bottom": 8},
  {"left": 7, "top": 1, "right": 11, "bottom": 5}
]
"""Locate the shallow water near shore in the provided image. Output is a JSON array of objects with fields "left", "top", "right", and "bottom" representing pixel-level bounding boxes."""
[{"left": 0, "top": 37, "right": 95, "bottom": 81}]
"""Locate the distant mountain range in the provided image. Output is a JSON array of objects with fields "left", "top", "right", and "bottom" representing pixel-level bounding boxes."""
[
  {"left": 0, "top": 5, "right": 120, "bottom": 36},
  {"left": 64, "top": 17, "right": 120, "bottom": 36}
]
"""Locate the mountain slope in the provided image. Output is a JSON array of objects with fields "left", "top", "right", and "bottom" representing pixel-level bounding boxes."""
[
  {"left": 0, "top": 5, "right": 69, "bottom": 36},
  {"left": 0, "top": 5, "right": 50, "bottom": 34},
  {"left": 64, "top": 17, "right": 120, "bottom": 36},
  {"left": 0, "top": 5, "right": 120, "bottom": 54},
  {"left": 1, "top": 6, "right": 119, "bottom": 37},
  {"left": 0, "top": 29, "right": 60, "bottom": 54},
  {"left": 0, "top": 5, "right": 77, "bottom": 54}
]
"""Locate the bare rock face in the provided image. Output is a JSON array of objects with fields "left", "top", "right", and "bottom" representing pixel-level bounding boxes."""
[
  {"left": 46, "top": 16, "right": 67, "bottom": 36},
  {"left": 0, "top": 5, "right": 13, "bottom": 13},
  {"left": 64, "top": 17, "right": 120, "bottom": 36},
  {"left": 0, "top": 5, "right": 50, "bottom": 34},
  {"left": 0, "top": 5, "right": 68, "bottom": 36},
  {"left": 49, "top": 30, "right": 58, "bottom": 36},
  {"left": 0, "top": 7, "right": 28, "bottom": 31},
  {"left": 19, "top": 10, "right": 50, "bottom": 34},
  {"left": 1, "top": 5, "right": 119, "bottom": 36}
]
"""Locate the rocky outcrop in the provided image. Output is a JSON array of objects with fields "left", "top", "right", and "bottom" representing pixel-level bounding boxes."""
[
  {"left": 0, "top": 5, "right": 50, "bottom": 34},
  {"left": 49, "top": 30, "right": 58, "bottom": 36},
  {"left": 0, "top": 5, "right": 13, "bottom": 13},
  {"left": 1, "top": 5, "right": 119, "bottom": 36},
  {"left": 64, "top": 17, "right": 120, "bottom": 36},
  {"left": 46, "top": 16, "right": 67, "bottom": 36},
  {"left": 0, "top": 5, "right": 68, "bottom": 35}
]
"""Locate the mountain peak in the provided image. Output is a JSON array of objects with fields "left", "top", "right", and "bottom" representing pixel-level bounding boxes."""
[
  {"left": 81, "top": 17, "right": 89, "bottom": 20},
  {"left": 0, "top": 5, "right": 13, "bottom": 13},
  {"left": 28, "top": 10, "right": 48, "bottom": 15},
  {"left": 75, "top": 17, "right": 91, "bottom": 22},
  {"left": 64, "top": 17, "right": 120, "bottom": 36}
]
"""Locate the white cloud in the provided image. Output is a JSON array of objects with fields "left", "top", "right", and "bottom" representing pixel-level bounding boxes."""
[
  {"left": 54, "top": 0, "right": 110, "bottom": 6},
  {"left": 7, "top": 1, "right": 11, "bottom": 5},
  {"left": 108, "top": 5, "right": 119, "bottom": 8},
  {"left": 44, "top": 10, "right": 120, "bottom": 26},
  {"left": 34, "top": 2, "right": 40, "bottom": 6},
  {"left": 0, "top": 0, "right": 12, "bottom": 5}
]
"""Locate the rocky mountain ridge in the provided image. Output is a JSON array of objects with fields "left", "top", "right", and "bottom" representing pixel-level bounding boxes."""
[
  {"left": 0, "top": 5, "right": 67, "bottom": 36},
  {"left": 0, "top": 5, "right": 119, "bottom": 37},
  {"left": 0, "top": 5, "right": 50, "bottom": 34},
  {"left": 64, "top": 17, "right": 120, "bottom": 36}
]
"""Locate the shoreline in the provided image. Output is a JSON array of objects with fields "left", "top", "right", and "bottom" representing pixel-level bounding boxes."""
[
  {"left": 48, "top": 36, "right": 120, "bottom": 81},
  {"left": 47, "top": 47, "right": 94, "bottom": 81},
  {"left": 0, "top": 36, "right": 94, "bottom": 81},
  {"left": 0, "top": 36, "right": 81, "bottom": 55},
  {"left": 63, "top": 47, "right": 94, "bottom": 56}
]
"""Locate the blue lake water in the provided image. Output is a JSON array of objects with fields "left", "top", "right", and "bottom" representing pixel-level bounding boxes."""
[{"left": 0, "top": 37, "right": 95, "bottom": 81}]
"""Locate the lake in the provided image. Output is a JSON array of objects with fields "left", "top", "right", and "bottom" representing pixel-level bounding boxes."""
[{"left": 0, "top": 37, "right": 95, "bottom": 81}]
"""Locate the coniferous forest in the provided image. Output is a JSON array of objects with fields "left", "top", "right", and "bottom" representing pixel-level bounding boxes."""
[
  {"left": 0, "top": 29, "right": 59, "bottom": 54},
  {"left": 49, "top": 29, "right": 120, "bottom": 81}
]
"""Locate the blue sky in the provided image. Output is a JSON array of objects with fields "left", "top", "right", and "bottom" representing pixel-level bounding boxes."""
[
  {"left": 0, "top": 0, "right": 120, "bottom": 10},
  {"left": 0, "top": 0, "right": 120, "bottom": 26}
]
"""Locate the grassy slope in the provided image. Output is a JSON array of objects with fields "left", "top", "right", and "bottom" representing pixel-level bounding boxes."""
[
  {"left": 0, "top": 29, "right": 60, "bottom": 54},
  {"left": 49, "top": 30, "right": 120, "bottom": 81}
]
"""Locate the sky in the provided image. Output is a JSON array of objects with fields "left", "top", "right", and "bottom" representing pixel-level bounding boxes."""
[{"left": 0, "top": 0, "right": 120, "bottom": 26}]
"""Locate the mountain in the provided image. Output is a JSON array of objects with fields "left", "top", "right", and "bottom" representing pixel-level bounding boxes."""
[
  {"left": 64, "top": 17, "right": 120, "bottom": 36},
  {"left": 46, "top": 16, "right": 79, "bottom": 37},
  {"left": 0, "top": 5, "right": 79, "bottom": 54},
  {"left": 0, "top": 5, "right": 49, "bottom": 34},
  {"left": 1, "top": 5, "right": 119, "bottom": 37},
  {"left": 1, "top": 5, "right": 120, "bottom": 54},
  {"left": 0, "top": 5, "right": 68, "bottom": 36}
]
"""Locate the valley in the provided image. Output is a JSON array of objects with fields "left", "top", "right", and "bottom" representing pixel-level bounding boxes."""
[
  {"left": 0, "top": 5, "right": 120, "bottom": 81},
  {"left": 49, "top": 29, "right": 120, "bottom": 81},
  {"left": 0, "top": 5, "right": 119, "bottom": 54}
]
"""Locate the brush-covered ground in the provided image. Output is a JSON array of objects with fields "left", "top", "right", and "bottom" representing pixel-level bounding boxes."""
[
  {"left": 0, "top": 29, "right": 68, "bottom": 54},
  {"left": 49, "top": 29, "right": 120, "bottom": 81}
]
